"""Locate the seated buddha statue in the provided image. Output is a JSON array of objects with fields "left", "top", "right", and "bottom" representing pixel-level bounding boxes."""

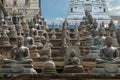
[
  {"left": 64, "top": 50, "right": 84, "bottom": 73},
  {"left": 0, "top": 30, "right": 11, "bottom": 46},
  {"left": 42, "top": 39, "right": 53, "bottom": 57},
  {"left": 96, "top": 36, "right": 120, "bottom": 64},
  {"left": 3, "top": 35, "right": 33, "bottom": 65},
  {"left": 24, "top": 32, "right": 37, "bottom": 49},
  {"left": 67, "top": 50, "right": 81, "bottom": 65},
  {"left": 93, "top": 30, "right": 106, "bottom": 48},
  {"left": 24, "top": 32, "right": 40, "bottom": 58}
]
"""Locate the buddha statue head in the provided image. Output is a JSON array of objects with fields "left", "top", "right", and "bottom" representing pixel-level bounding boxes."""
[
  {"left": 105, "top": 36, "right": 113, "bottom": 47},
  {"left": 17, "top": 35, "right": 24, "bottom": 47},
  {"left": 70, "top": 50, "right": 76, "bottom": 57}
]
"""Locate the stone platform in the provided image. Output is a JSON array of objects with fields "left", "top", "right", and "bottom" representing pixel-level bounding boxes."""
[{"left": 0, "top": 73, "right": 120, "bottom": 80}]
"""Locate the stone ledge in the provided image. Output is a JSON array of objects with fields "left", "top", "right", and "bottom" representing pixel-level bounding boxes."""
[{"left": 0, "top": 73, "right": 120, "bottom": 79}]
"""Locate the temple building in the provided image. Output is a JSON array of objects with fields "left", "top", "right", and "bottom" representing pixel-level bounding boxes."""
[
  {"left": 2, "top": 0, "right": 41, "bottom": 17},
  {"left": 66, "top": 0, "right": 111, "bottom": 24}
]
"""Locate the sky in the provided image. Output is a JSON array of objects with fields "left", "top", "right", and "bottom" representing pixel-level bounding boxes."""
[{"left": 41, "top": 0, "right": 120, "bottom": 23}]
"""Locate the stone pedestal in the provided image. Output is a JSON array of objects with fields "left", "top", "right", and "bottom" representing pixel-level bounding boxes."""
[
  {"left": 43, "top": 60, "right": 57, "bottom": 74},
  {"left": 64, "top": 65, "right": 84, "bottom": 73}
]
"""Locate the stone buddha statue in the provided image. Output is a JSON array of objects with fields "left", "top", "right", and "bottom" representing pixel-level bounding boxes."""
[
  {"left": 15, "top": 24, "right": 23, "bottom": 34},
  {"left": 42, "top": 39, "right": 53, "bottom": 57},
  {"left": 50, "top": 22, "right": 56, "bottom": 34},
  {"left": 64, "top": 48, "right": 84, "bottom": 73},
  {"left": 1, "top": 35, "right": 37, "bottom": 74},
  {"left": 0, "top": 0, "right": 9, "bottom": 19},
  {"left": 61, "top": 19, "right": 70, "bottom": 40},
  {"left": 96, "top": 36, "right": 120, "bottom": 64},
  {"left": 34, "top": 30, "right": 43, "bottom": 47},
  {"left": 38, "top": 30, "right": 46, "bottom": 40},
  {"left": 24, "top": 32, "right": 36, "bottom": 48},
  {"left": 24, "top": 32, "right": 40, "bottom": 58},
  {"left": 66, "top": 50, "right": 81, "bottom": 65},
  {"left": 108, "top": 19, "right": 116, "bottom": 35},
  {"left": 111, "top": 32, "right": 119, "bottom": 47},
  {"left": 79, "top": 22, "right": 87, "bottom": 31},
  {"left": 21, "top": 22, "right": 29, "bottom": 34},
  {"left": 89, "top": 19, "right": 98, "bottom": 38},
  {"left": 80, "top": 30, "right": 93, "bottom": 48},
  {"left": 3, "top": 35, "right": 33, "bottom": 65},
  {"left": 28, "top": 21, "right": 37, "bottom": 37},
  {"left": 74, "top": 23, "right": 79, "bottom": 38},
  {"left": 51, "top": 31, "right": 56, "bottom": 40},
  {"left": 93, "top": 30, "right": 106, "bottom": 48},
  {"left": 8, "top": 25, "right": 17, "bottom": 38},
  {"left": 82, "top": 10, "right": 93, "bottom": 30},
  {"left": 0, "top": 30, "right": 11, "bottom": 46},
  {"left": 98, "top": 22, "right": 106, "bottom": 35}
]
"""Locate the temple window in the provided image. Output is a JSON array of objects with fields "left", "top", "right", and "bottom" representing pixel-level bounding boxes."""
[
  {"left": 104, "top": 8, "right": 106, "bottom": 12},
  {"left": 71, "top": 8, "right": 73, "bottom": 12},
  {"left": 25, "top": 0, "right": 30, "bottom": 6},
  {"left": 13, "top": 0, "right": 18, "bottom": 7}
]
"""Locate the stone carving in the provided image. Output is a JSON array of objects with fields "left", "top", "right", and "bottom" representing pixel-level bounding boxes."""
[
  {"left": 82, "top": 10, "right": 93, "bottom": 30},
  {"left": 80, "top": 30, "right": 93, "bottom": 48},
  {"left": 66, "top": 50, "right": 81, "bottom": 65},
  {"left": 79, "top": 22, "right": 87, "bottom": 31},
  {"left": 98, "top": 22, "right": 106, "bottom": 35},
  {"left": 93, "top": 30, "right": 106, "bottom": 48},
  {"left": 15, "top": 24, "right": 23, "bottom": 34},
  {"left": 104, "top": 64, "right": 119, "bottom": 73},
  {"left": 0, "top": 0, "right": 9, "bottom": 19},
  {"left": 92, "top": 36, "right": 120, "bottom": 73},
  {"left": 0, "top": 30, "right": 11, "bottom": 46},
  {"left": 43, "top": 57, "right": 57, "bottom": 74},
  {"left": 3, "top": 35, "right": 33, "bottom": 64},
  {"left": 96, "top": 36, "right": 120, "bottom": 64},
  {"left": 74, "top": 23, "right": 79, "bottom": 38},
  {"left": 62, "top": 38, "right": 72, "bottom": 48},
  {"left": 108, "top": 19, "right": 116, "bottom": 35},
  {"left": 89, "top": 19, "right": 98, "bottom": 38},
  {"left": 50, "top": 22, "right": 56, "bottom": 34},
  {"left": 24, "top": 32, "right": 35, "bottom": 48},
  {"left": 111, "top": 32, "right": 119, "bottom": 47},
  {"left": 34, "top": 30, "right": 43, "bottom": 47},
  {"left": 83, "top": 10, "right": 93, "bottom": 25},
  {"left": 38, "top": 30, "right": 46, "bottom": 40},
  {"left": 24, "top": 32, "right": 40, "bottom": 58},
  {"left": 42, "top": 39, "right": 53, "bottom": 57},
  {"left": 61, "top": 19, "right": 70, "bottom": 41},
  {"left": 1, "top": 35, "right": 37, "bottom": 74},
  {"left": 51, "top": 31, "right": 56, "bottom": 40},
  {"left": 8, "top": 25, "right": 17, "bottom": 38},
  {"left": 64, "top": 46, "right": 84, "bottom": 73}
]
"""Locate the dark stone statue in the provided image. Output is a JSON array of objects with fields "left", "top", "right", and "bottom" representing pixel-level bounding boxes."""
[
  {"left": 66, "top": 50, "right": 81, "bottom": 65},
  {"left": 24, "top": 32, "right": 35, "bottom": 48},
  {"left": 4, "top": 35, "right": 33, "bottom": 64},
  {"left": 1, "top": 35, "right": 37, "bottom": 74},
  {"left": 96, "top": 36, "right": 120, "bottom": 64},
  {"left": 64, "top": 46, "right": 84, "bottom": 73},
  {"left": 0, "top": 0, "right": 9, "bottom": 20},
  {"left": 92, "top": 37, "right": 120, "bottom": 73}
]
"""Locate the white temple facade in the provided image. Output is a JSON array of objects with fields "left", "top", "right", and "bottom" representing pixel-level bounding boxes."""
[
  {"left": 2, "top": 0, "right": 40, "bottom": 17},
  {"left": 66, "top": 0, "right": 111, "bottom": 24}
]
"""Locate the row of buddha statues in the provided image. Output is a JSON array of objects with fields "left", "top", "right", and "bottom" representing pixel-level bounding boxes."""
[
  {"left": 0, "top": 34, "right": 119, "bottom": 74},
  {"left": 0, "top": 9, "right": 119, "bottom": 75}
]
